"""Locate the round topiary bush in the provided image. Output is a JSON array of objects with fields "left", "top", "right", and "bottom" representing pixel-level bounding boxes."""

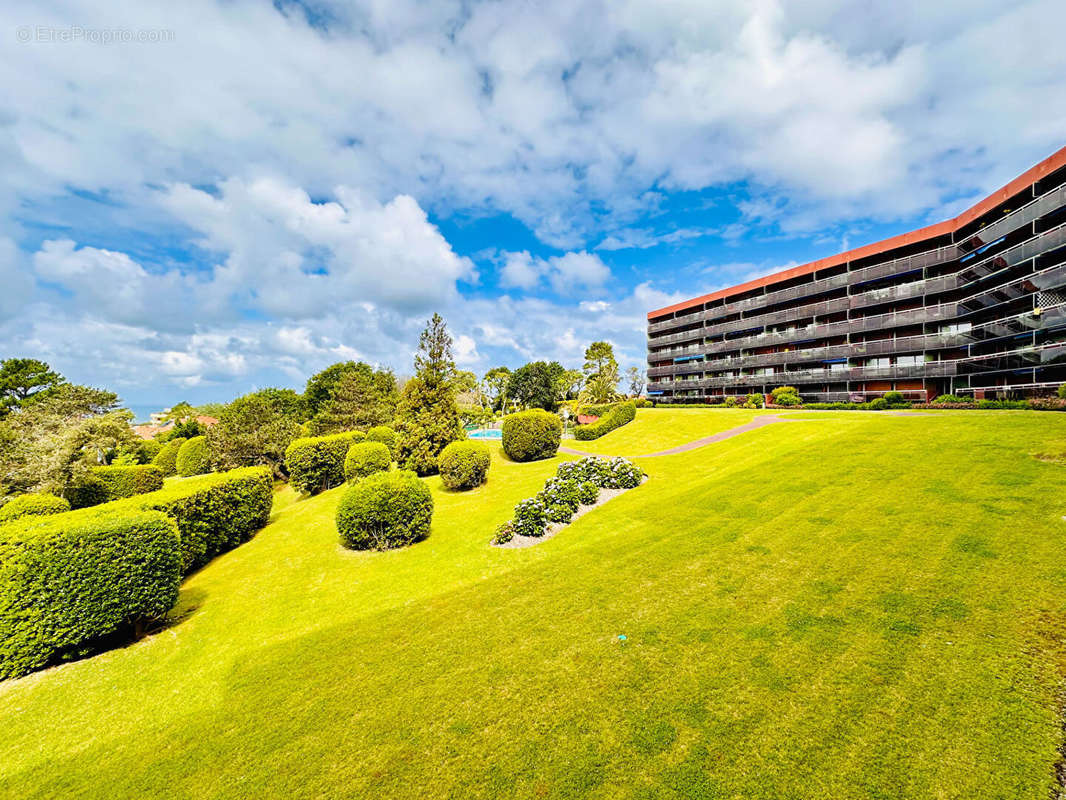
[
  {"left": 336, "top": 470, "right": 433, "bottom": 550},
  {"left": 0, "top": 493, "right": 70, "bottom": 524},
  {"left": 501, "top": 410, "right": 562, "bottom": 462},
  {"left": 344, "top": 441, "right": 392, "bottom": 482},
  {"left": 883, "top": 390, "right": 905, "bottom": 406},
  {"left": 437, "top": 440, "right": 490, "bottom": 490},
  {"left": 285, "top": 431, "right": 365, "bottom": 495},
  {"left": 152, "top": 437, "right": 187, "bottom": 477},
  {"left": 366, "top": 425, "right": 398, "bottom": 457},
  {"left": 867, "top": 397, "right": 890, "bottom": 411},
  {"left": 176, "top": 435, "right": 211, "bottom": 477}
]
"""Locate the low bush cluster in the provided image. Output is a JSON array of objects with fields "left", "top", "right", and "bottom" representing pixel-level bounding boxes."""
[
  {"left": 176, "top": 436, "right": 211, "bottom": 477},
  {"left": 92, "top": 465, "right": 165, "bottom": 500},
  {"left": 285, "top": 431, "right": 365, "bottom": 495},
  {"left": 770, "top": 386, "right": 802, "bottom": 406},
  {"left": 344, "top": 441, "right": 392, "bottom": 482},
  {"left": 633, "top": 398, "right": 653, "bottom": 408},
  {"left": 574, "top": 401, "right": 636, "bottom": 441},
  {"left": 497, "top": 456, "right": 644, "bottom": 541},
  {"left": 336, "top": 470, "right": 433, "bottom": 550},
  {"left": 0, "top": 505, "right": 181, "bottom": 680},
  {"left": 152, "top": 437, "right": 187, "bottom": 477},
  {"left": 0, "top": 493, "right": 70, "bottom": 524},
  {"left": 501, "top": 410, "right": 562, "bottom": 462},
  {"left": 113, "top": 467, "right": 274, "bottom": 573},
  {"left": 437, "top": 440, "right": 491, "bottom": 490}
]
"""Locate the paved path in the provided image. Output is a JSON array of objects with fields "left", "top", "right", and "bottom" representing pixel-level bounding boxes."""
[{"left": 559, "top": 414, "right": 785, "bottom": 459}]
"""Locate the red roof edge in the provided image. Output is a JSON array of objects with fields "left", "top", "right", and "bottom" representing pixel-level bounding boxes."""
[{"left": 648, "top": 145, "right": 1066, "bottom": 320}]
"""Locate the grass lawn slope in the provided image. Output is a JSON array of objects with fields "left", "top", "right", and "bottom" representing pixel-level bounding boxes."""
[
  {"left": 569, "top": 407, "right": 765, "bottom": 455},
  {"left": 2, "top": 411, "right": 1066, "bottom": 798}
]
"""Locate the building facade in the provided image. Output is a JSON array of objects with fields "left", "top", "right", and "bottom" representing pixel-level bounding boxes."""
[{"left": 646, "top": 147, "right": 1066, "bottom": 403}]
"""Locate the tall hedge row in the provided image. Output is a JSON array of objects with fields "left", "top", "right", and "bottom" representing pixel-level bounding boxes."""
[
  {"left": 0, "top": 507, "right": 181, "bottom": 680},
  {"left": 501, "top": 410, "right": 562, "bottom": 462},
  {"left": 113, "top": 467, "right": 274, "bottom": 573},
  {"left": 574, "top": 401, "right": 637, "bottom": 441},
  {"left": 285, "top": 431, "right": 365, "bottom": 495},
  {"left": 175, "top": 436, "right": 211, "bottom": 477},
  {"left": 152, "top": 437, "right": 187, "bottom": 476},
  {"left": 91, "top": 465, "right": 165, "bottom": 501}
]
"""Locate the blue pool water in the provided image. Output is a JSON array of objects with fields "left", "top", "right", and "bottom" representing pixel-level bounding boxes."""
[{"left": 467, "top": 428, "right": 503, "bottom": 440}]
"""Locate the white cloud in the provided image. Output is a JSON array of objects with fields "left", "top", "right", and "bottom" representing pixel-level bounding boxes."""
[{"left": 497, "top": 250, "right": 611, "bottom": 293}]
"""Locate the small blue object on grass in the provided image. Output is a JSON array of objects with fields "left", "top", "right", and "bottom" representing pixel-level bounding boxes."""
[{"left": 618, "top": 634, "right": 627, "bottom": 644}]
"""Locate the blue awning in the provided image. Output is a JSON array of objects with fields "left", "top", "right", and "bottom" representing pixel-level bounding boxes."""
[
  {"left": 647, "top": 391, "right": 665, "bottom": 396},
  {"left": 822, "top": 358, "right": 848, "bottom": 363},
  {"left": 975, "top": 236, "right": 1006, "bottom": 255},
  {"left": 673, "top": 355, "right": 703, "bottom": 362}
]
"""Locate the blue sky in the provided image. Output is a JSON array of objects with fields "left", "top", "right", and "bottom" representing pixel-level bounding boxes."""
[{"left": 2, "top": 0, "right": 1065, "bottom": 409}]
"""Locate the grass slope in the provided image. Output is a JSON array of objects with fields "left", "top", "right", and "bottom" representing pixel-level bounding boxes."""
[
  {"left": 568, "top": 407, "right": 765, "bottom": 455},
  {"left": 2, "top": 412, "right": 1066, "bottom": 798}
]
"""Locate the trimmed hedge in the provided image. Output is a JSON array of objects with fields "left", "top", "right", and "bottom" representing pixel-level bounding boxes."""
[
  {"left": 366, "top": 426, "right": 399, "bottom": 457},
  {"left": 92, "top": 465, "right": 165, "bottom": 501},
  {"left": 501, "top": 410, "right": 562, "bottom": 462},
  {"left": 110, "top": 467, "right": 273, "bottom": 573},
  {"left": 574, "top": 401, "right": 636, "bottom": 441},
  {"left": 344, "top": 441, "right": 392, "bottom": 482},
  {"left": 0, "top": 506, "right": 181, "bottom": 679},
  {"left": 176, "top": 436, "right": 211, "bottom": 477},
  {"left": 437, "top": 440, "right": 491, "bottom": 490},
  {"left": 63, "top": 473, "right": 108, "bottom": 509},
  {"left": 577, "top": 402, "right": 622, "bottom": 418},
  {"left": 0, "top": 494, "right": 70, "bottom": 524},
  {"left": 336, "top": 470, "right": 433, "bottom": 550},
  {"left": 152, "top": 437, "right": 187, "bottom": 476},
  {"left": 285, "top": 431, "right": 365, "bottom": 495}
]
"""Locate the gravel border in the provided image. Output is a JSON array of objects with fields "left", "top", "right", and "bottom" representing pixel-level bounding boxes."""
[{"left": 493, "top": 477, "right": 647, "bottom": 549}]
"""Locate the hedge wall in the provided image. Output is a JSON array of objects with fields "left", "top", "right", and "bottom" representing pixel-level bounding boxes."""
[
  {"left": 285, "top": 431, "right": 365, "bottom": 495},
  {"left": 574, "top": 401, "right": 636, "bottom": 441},
  {"left": 92, "top": 465, "right": 165, "bottom": 501},
  {"left": 175, "top": 435, "right": 211, "bottom": 477},
  {"left": 0, "top": 506, "right": 181, "bottom": 679},
  {"left": 501, "top": 410, "right": 562, "bottom": 462},
  {"left": 111, "top": 467, "right": 273, "bottom": 573}
]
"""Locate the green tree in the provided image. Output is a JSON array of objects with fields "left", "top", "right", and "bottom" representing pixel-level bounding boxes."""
[
  {"left": 305, "top": 362, "right": 361, "bottom": 418},
  {"left": 625, "top": 366, "right": 645, "bottom": 397},
  {"left": 0, "top": 358, "right": 65, "bottom": 416},
  {"left": 482, "top": 366, "right": 512, "bottom": 410},
  {"left": 0, "top": 383, "right": 133, "bottom": 502},
  {"left": 311, "top": 365, "right": 398, "bottom": 433},
  {"left": 508, "top": 361, "right": 565, "bottom": 410},
  {"left": 579, "top": 372, "right": 621, "bottom": 405},
  {"left": 207, "top": 391, "right": 303, "bottom": 479},
  {"left": 583, "top": 341, "right": 618, "bottom": 381},
  {"left": 394, "top": 314, "right": 464, "bottom": 475},
  {"left": 556, "top": 369, "right": 583, "bottom": 402}
]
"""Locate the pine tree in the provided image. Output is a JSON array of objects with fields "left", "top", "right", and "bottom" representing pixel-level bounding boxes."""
[{"left": 394, "top": 314, "right": 465, "bottom": 475}]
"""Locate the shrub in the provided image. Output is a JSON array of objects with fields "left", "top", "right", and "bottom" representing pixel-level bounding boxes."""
[
  {"left": 744, "top": 393, "right": 764, "bottom": 409},
  {"left": 502, "top": 410, "right": 562, "bottom": 462},
  {"left": 175, "top": 436, "right": 211, "bottom": 477},
  {"left": 577, "top": 480, "right": 599, "bottom": 505},
  {"left": 437, "top": 440, "right": 491, "bottom": 490},
  {"left": 931, "top": 394, "right": 972, "bottom": 405},
  {"left": 63, "top": 473, "right": 108, "bottom": 510},
  {"left": 723, "top": 396, "right": 740, "bottom": 408},
  {"left": 366, "top": 425, "right": 398, "bottom": 457},
  {"left": 92, "top": 465, "right": 165, "bottom": 500},
  {"left": 544, "top": 503, "right": 574, "bottom": 524},
  {"left": 539, "top": 477, "right": 580, "bottom": 513},
  {"left": 336, "top": 470, "right": 433, "bottom": 550},
  {"left": 633, "top": 398, "right": 653, "bottom": 408},
  {"left": 492, "top": 520, "right": 515, "bottom": 545},
  {"left": 111, "top": 467, "right": 273, "bottom": 573},
  {"left": 867, "top": 398, "right": 890, "bottom": 411},
  {"left": 0, "top": 506, "right": 181, "bottom": 679},
  {"left": 606, "top": 457, "right": 644, "bottom": 489},
  {"left": 883, "top": 390, "right": 905, "bottom": 405},
  {"left": 344, "top": 441, "right": 392, "bottom": 483},
  {"left": 0, "top": 494, "right": 69, "bottom": 524},
  {"left": 285, "top": 431, "right": 365, "bottom": 495},
  {"left": 512, "top": 497, "right": 548, "bottom": 537},
  {"left": 152, "top": 437, "right": 187, "bottom": 477},
  {"left": 577, "top": 402, "right": 622, "bottom": 418},
  {"left": 770, "top": 386, "right": 802, "bottom": 406},
  {"left": 1059, "top": 383, "right": 1066, "bottom": 400},
  {"left": 574, "top": 401, "right": 636, "bottom": 441}
]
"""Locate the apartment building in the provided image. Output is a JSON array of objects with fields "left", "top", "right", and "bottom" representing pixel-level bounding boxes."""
[{"left": 646, "top": 147, "right": 1066, "bottom": 402}]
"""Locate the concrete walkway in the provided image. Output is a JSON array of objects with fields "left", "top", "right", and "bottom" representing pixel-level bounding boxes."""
[{"left": 559, "top": 414, "right": 785, "bottom": 459}]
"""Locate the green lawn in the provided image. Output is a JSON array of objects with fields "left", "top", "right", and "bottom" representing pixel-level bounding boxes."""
[
  {"left": 568, "top": 407, "right": 765, "bottom": 454},
  {"left": 3, "top": 411, "right": 1066, "bottom": 798}
]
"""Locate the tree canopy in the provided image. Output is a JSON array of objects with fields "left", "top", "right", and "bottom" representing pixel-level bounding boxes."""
[
  {"left": 0, "top": 358, "right": 65, "bottom": 416},
  {"left": 507, "top": 361, "right": 566, "bottom": 411}
]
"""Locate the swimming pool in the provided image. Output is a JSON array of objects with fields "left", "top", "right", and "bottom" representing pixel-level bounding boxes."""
[{"left": 466, "top": 428, "right": 503, "bottom": 440}]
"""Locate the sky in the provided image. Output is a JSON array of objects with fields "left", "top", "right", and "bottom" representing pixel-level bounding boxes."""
[{"left": 2, "top": 0, "right": 1065, "bottom": 410}]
